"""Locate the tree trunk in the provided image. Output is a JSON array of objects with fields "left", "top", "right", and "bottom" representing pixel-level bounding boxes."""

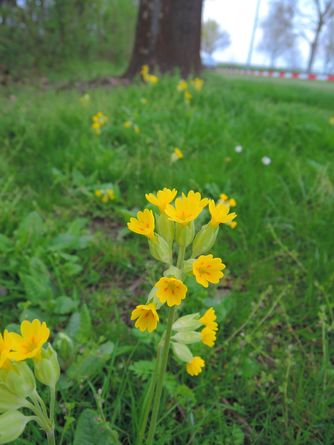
[
  {"left": 124, "top": 0, "right": 203, "bottom": 79},
  {"left": 307, "top": 19, "right": 323, "bottom": 72}
]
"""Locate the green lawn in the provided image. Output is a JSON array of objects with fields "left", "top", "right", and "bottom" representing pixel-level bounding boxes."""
[{"left": 0, "top": 72, "right": 334, "bottom": 444}]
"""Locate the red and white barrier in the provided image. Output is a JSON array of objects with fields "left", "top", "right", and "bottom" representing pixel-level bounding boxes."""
[{"left": 222, "top": 68, "right": 334, "bottom": 82}]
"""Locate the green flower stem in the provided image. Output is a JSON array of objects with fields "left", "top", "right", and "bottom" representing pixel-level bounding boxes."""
[
  {"left": 146, "top": 245, "right": 185, "bottom": 445},
  {"left": 50, "top": 385, "right": 56, "bottom": 426},
  {"left": 136, "top": 345, "right": 162, "bottom": 445},
  {"left": 47, "top": 429, "right": 56, "bottom": 445}
]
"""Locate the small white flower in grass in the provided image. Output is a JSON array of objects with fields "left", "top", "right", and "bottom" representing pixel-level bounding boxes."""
[
  {"left": 235, "top": 145, "right": 243, "bottom": 153},
  {"left": 262, "top": 156, "right": 271, "bottom": 166}
]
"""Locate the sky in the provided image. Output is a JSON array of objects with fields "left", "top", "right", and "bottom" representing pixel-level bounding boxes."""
[{"left": 203, "top": 0, "right": 315, "bottom": 70}]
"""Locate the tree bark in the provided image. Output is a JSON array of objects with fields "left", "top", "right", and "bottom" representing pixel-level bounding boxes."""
[
  {"left": 124, "top": 0, "right": 203, "bottom": 79},
  {"left": 307, "top": 19, "right": 323, "bottom": 72}
]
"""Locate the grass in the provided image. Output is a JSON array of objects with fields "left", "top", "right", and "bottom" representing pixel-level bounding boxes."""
[{"left": 0, "top": 70, "right": 334, "bottom": 445}]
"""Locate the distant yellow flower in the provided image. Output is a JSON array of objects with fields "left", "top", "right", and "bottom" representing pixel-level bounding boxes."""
[
  {"left": 146, "top": 74, "right": 159, "bottom": 85},
  {"left": 209, "top": 200, "right": 237, "bottom": 228},
  {"left": 140, "top": 65, "right": 149, "bottom": 77},
  {"left": 91, "top": 112, "right": 108, "bottom": 134},
  {"left": 186, "top": 356, "right": 205, "bottom": 376},
  {"left": 10, "top": 320, "right": 50, "bottom": 361},
  {"left": 155, "top": 277, "right": 187, "bottom": 306},
  {"left": 191, "top": 78, "right": 204, "bottom": 91},
  {"left": 329, "top": 116, "right": 334, "bottom": 125},
  {"left": 145, "top": 188, "right": 177, "bottom": 213},
  {"left": 123, "top": 120, "right": 132, "bottom": 129},
  {"left": 0, "top": 330, "right": 14, "bottom": 369},
  {"left": 165, "top": 191, "right": 208, "bottom": 225},
  {"left": 177, "top": 80, "right": 188, "bottom": 91},
  {"left": 95, "top": 189, "right": 102, "bottom": 197},
  {"left": 131, "top": 303, "right": 159, "bottom": 332},
  {"left": 171, "top": 147, "right": 184, "bottom": 162},
  {"left": 229, "top": 221, "right": 238, "bottom": 229},
  {"left": 193, "top": 254, "right": 225, "bottom": 288},
  {"left": 95, "top": 188, "right": 115, "bottom": 203},
  {"left": 219, "top": 193, "right": 237, "bottom": 207},
  {"left": 91, "top": 122, "right": 101, "bottom": 135},
  {"left": 200, "top": 327, "right": 217, "bottom": 347},
  {"left": 127, "top": 209, "right": 155, "bottom": 239},
  {"left": 184, "top": 90, "right": 192, "bottom": 103},
  {"left": 134, "top": 125, "right": 141, "bottom": 134}
]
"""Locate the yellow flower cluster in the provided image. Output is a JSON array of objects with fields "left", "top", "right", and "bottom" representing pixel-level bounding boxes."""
[
  {"left": 176, "top": 77, "right": 204, "bottom": 103},
  {"left": 91, "top": 111, "right": 109, "bottom": 135},
  {"left": 128, "top": 188, "right": 237, "bottom": 376},
  {"left": 141, "top": 65, "right": 159, "bottom": 85},
  {"left": 0, "top": 320, "right": 60, "bottom": 443},
  {"left": 95, "top": 188, "right": 115, "bottom": 203},
  {"left": 123, "top": 120, "right": 141, "bottom": 134}
]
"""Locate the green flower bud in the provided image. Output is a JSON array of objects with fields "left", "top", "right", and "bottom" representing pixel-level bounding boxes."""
[
  {"left": 171, "top": 342, "right": 193, "bottom": 363},
  {"left": 183, "top": 259, "right": 194, "bottom": 275},
  {"left": 172, "top": 331, "right": 201, "bottom": 344},
  {"left": 54, "top": 332, "right": 74, "bottom": 367},
  {"left": 148, "top": 234, "right": 172, "bottom": 264},
  {"left": 156, "top": 213, "right": 174, "bottom": 246},
  {"left": 146, "top": 287, "right": 163, "bottom": 309},
  {"left": 172, "top": 313, "right": 202, "bottom": 332},
  {"left": 0, "top": 410, "right": 31, "bottom": 444},
  {"left": 163, "top": 265, "right": 182, "bottom": 280},
  {"left": 175, "top": 221, "right": 195, "bottom": 247},
  {"left": 0, "top": 385, "right": 28, "bottom": 412},
  {"left": 1, "top": 362, "right": 35, "bottom": 398},
  {"left": 34, "top": 345, "right": 60, "bottom": 389},
  {"left": 192, "top": 224, "right": 219, "bottom": 258}
]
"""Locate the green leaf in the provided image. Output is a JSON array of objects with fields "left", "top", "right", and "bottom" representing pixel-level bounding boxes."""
[
  {"left": 129, "top": 360, "right": 155, "bottom": 380},
  {"left": 73, "top": 409, "right": 121, "bottom": 445},
  {"left": 53, "top": 296, "right": 78, "bottom": 315},
  {"left": 66, "top": 304, "right": 92, "bottom": 342},
  {"left": 15, "top": 211, "right": 45, "bottom": 248},
  {"left": 20, "top": 257, "right": 53, "bottom": 306}
]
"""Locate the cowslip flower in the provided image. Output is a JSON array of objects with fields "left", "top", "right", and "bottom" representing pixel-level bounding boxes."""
[
  {"left": 155, "top": 277, "right": 187, "bottom": 306},
  {"left": 0, "top": 330, "right": 14, "bottom": 369},
  {"left": 219, "top": 193, "right": 237, "bottom": 207},
  {"left": 192, "top": 254, "right": 225, "bottom": 288},
  {"left": 145, "top": 188, "right": 177, "bottom": 213},
  {"left": 177, "top": 80, "right": 188, "bottom": 91},
  {"left": 127, "top": 209, "right": 155, "bottom": 239},
  {"left": 200, "top": 307, "right": 218, "bottom": 331},
  {"left": 186, "top": 356, "right": 205, "bottom": 376},
  {"left": 146, "top": 74, "right": 159, "bottom": 85},
  {"left": 200, "top": 327, "right": 217, "bottom": 347},
  {"left": 191, "top": 78, "right": 204, "bottom": 91},
  {"left": 131, "top": 303, "right": 159, "bottom": 332},
  {"left": 184, "top": 90, "right": 192, "bottom": 103},
  {"left": 10, "top": 320, "right": 50, "bottom": 361},
  {"left": 171, "top": 147, "right": 184, "bottom": 162},
  {"left": 123, "top": 120, "right": 132, "bottom": 129},
  {"left": 165, "top": 191, "right": 208, "bottom": 225},
  {"left": 209, "top": 200, "right": 237, "bottom": 227},
  {"left": 95, "top": 188, "right": 115, "bottom": 203}
]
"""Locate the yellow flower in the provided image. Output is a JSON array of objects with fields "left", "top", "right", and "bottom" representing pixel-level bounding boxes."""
[
  {"left": 177, "top": 80, "right": 188, "bottom": 91},
  {"left": 146, "top": 74, "right": 159, "bottom": 85},
  {"left": 92, "top": 112, "right": 108, "bottom": 126},
  {"left": 91, "top": 122, "right": 101, "bottom": 135},
  {"left": 95, "top": 189, "right": 102, "bottom": 197},
  {"left": 10, "top": 320, "right": 50, "bottom": 361},
  {"left": 131, "top": 303, "right": 159, "bottom": 333},
  {"left": 192, "top": 254, "right": 225, "bottom": 288},
  {"left": 171, "top": 147, "right": 184, "bottom": 162},
  {"left": 155, "top": 277, "right": 187, "bottom": 306},
  {"left": 329, "top": 116, "right": 334, "bottom": 125},
  {"left": 134, "top": 126, "right": 141, "bottom": 134},
  {"left": 228, "top": 221, "right": 238, "bottom": 229},
  {"left": 220, "top": 193, "right": 228, "bottom": 201},
  {"left": 209, "top": 200, "right": 237, "bottom": 228},
  {"left": 165, "top": 191, "right": 208, "bottom": 225},
  {"left": 200, "top": 327, "right": 217, "bottom": 347},
  {"left": 0, "top": 330, "right": 14, "bottom": 369},
  {"left": 127, "top": 209, "right": 155, "bottom": 239},
  {"left": 191, "top": 78, "right": 204, "bottom": 91},
  {"left": 228, "top": 198, "right": 237, "bottom": 207},
  {"left": 123, "top": 120, "right": 132, "bottom": 129},
  {"left": 145, "top": 188, "right": 177, "bottom": 213},
  {"left": 200, "top": 307, "right": 218, "bottom": 331},
  {"left": 140, "top": 64, "right": 149, "bottom": 77},
  {"left": 184, "top": 90, "right": 192, "bottom": 103},
  {"left": 186, "top": 356, "right": 205, "bottom": 376}
]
